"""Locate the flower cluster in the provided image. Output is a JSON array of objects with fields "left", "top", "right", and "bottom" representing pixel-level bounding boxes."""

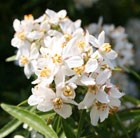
[
  {"left": 86, "top": 20, "right": 137, "bottom": 98},
  {"left": 11, "top": 9, "right": 124, "bottom": 126},
  {"left": 87, "top": 18, "right": 134, "bottom": 68}
]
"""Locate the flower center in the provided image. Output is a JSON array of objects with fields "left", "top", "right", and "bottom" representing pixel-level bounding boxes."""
[
  {"left": 53, "top": 98, "right": 63, "bottom": 109},
  {"left": 52, "top": 54, "right": 62, "bottom": 63},
  {"left": 20, "top": 56, "right": 28, "bottom": 65},
  {"left": 63, "top": 86, "right": 73, "bottom": 96},
  {"left": 77, "top": 40, "right": 86, "bottom": 49},
  {"left": 73, "top": 65, "right": 85, "bottom": 75},
  {"left": 96, "top": 102, "right": 107, "bottom": 111},
  {"left": 109, "top": 106, "right": 119, "bottom": 114},
  {"left": 17, "top": 32, "right": 25, "bottom": 40},
  {"left": 100, "top": 43, "right": 111, "bottom": 52},
  {"left": 64, "top": 34, "right": 72, "bottom": 42},
  {"left": 40, "top": 67, "right": 51, "bottom": 77}
]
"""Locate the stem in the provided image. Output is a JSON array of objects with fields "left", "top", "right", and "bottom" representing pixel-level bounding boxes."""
[
  {"left": 76, "top": 110, "right": 85, "bottom": 138},
  {"left": 123, "top": 95, "right": 140, "bottom": 105},
  {"left": 17, "top": 99, "right": 28, "bottom": 107},
  {"left": 125, "top": 67, "right": 140, "bottom": 80}
]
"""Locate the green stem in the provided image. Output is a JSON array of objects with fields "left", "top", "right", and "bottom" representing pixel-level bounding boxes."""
[
  {"left": 17, "top": 99, "right": 28, "bottom": 107},
  {"left": 125, "top": 67, "right": 140, "bottom": 80},
  {"left": 123, "top": 95, "right": 140, "bottom": 105},
  {"left": 76, "top": 110, "right": 85, "bottom": 138}
]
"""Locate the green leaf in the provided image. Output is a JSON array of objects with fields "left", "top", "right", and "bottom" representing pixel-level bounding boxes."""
[
  {"left": 62, "top": 118, "right": 76, "bottom": 138},
  {"left": 5, "top": 55, "right": 16, "bottom": 62},
  {"left": 123, "top": 95, "right": 140, "bottom": 105},
  {"left": 118, "top": 109, "right": 140, "bottom": 120},
  {"left": 127, "top": 117, "right": 140, "bottom": 133},
  {"left": 76, "top": 110, "right": 85, "bottom": 138},
  {"left": 1, "top": 103, "right": 58, "bottom": 138},
  {"left": 52, "top": 115, "right": 62, "bottom": 135},
  {"left": 114, "top": 113, "right": 129, "bottom": 138},
  {"left": 125, "top": 67, "right": 140, "bottom": 80},
  {"left": 0, "top": 119, "right": 22, "bottom": 138}
]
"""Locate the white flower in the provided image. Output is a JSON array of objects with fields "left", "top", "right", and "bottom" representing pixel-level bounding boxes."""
[
  {"left": 33, "top": 57, "right": 56, "bottom": 85},
  {"left": 28, "top": 84, "right": 73, "bottom": 119},
  {"left": 60, "top": 18, "right": 81, "bottom": 36},
  {"left": 11, "top": 9, "right": 124, "bottom": 126},
  {"left": 45, "top": 9, "right": 67, "bottom": 25},
  {"left": 79, "top": 79, "right": 124, "bottom": 126},
  {"left": 56, "top": 82, "right": 77, "bottom": 100},
  {"left": 90, "top": 102, "right": 109, "bottom": 126},
  {"left": 17, "top": 44, "right": 39, "bottom": 78},
  {"left": 89, "top": 31, "right": 118, "bottom": 68}
]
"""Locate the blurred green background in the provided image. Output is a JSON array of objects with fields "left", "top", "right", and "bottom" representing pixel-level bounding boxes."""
[{"left": 0, "top": 0, "right": 140, "bottom": 137}]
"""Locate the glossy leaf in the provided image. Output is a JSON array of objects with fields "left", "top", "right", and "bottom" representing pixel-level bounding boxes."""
[
  {"left": 62, "top": 118, "right": 76, "bottom": 138},
  {"left": 118, "top": 109, "right": 140, "bottom": 120},
  {"left": 0, "top": 119, "right": 21, "bottom": 138},
  {"left": 1, "top": 103, "right": 58, "bottom": 138},
  {"left": 123, "top": 94, "right": 140, "bottom": 105}
]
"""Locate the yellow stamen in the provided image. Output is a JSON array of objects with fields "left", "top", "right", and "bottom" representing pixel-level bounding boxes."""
[
  {"left": 40, "top": 67, "right": 51, "bottom": 77},
  {"left": 73, "top": 65, "right": 85, "bottom": 75},
  {"left": 100, "top": 43, "right": 111, "bottom": 52},
  {"left": 63, "top": 86, "right": 73, "bottom": 96},
  {"left": 52, "top": 54, "right": 62, "bottom": 63},
  {"left": 88, "top": 85, "right": 98, "bottom": 94},
  {"left": 77, "top": 40, "right": 86, "bottom": 49},
  {"left": 109, "top": 106, "right": 119, "bottom": 114},
  {"left": 101, "top": 64, "right": 109, "bottom": 70},
  {"left": 20, "top": 56, "right": 28, "bottom": 65},
  {"left": 96, "top": 102, "right": 107, "bottom": 111},
  {"left": 53, "top": 98, "right": 63, "bottom": 109},
  {"left": 64, "top": 34, "right": 72, "bottom": 42},
  {"left": 17, "top": 32, "right": 25, "bottom": 40}
]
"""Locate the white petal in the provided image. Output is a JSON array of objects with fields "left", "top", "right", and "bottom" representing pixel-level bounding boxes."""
[
  {"left": 98, "top": 31, "right": 105, "bottom": 45},
  {"left": 39, "top": 87, "right": 55, "bottom": 100},
  {"left": 96, "top": 90, "right": 110, "bottom": 103},
  {"left": 57, "top": 10, "right": 67, "bottom": 18},
  {"left": 90, "top": 107, "right": 100, "bottom": 126},
  {"left": 37, "top": 102, "right": 53, "bottom": 112},
  {"left": 55, "top": 69, "right": 65, "bottom": 85},
  {"left": 110, "top": 87, "right": 124, "bottom": 98},
  {"left": 30, "top": 47, "right": 39, "bottom": 59},
  {"left": 11, "top": 37, "right": 23, "bottom": 48},
  {"left": 96, "top": 69, "right": 111, "bottom": 85},
  {"left": 27, "top": 31, "right": 43, "bottom": 40},
  {"left": 78, "top": 92, "right": 95, "bottom": 109},
  {"left": 106, "top": 50, "right": 118, "bottom": 59},
  {"left": 80, "top": 75, "right": 95, "bottom": 86},
  {"left": 74, "top": 19, "right": 81, "bottom": 28},
  {"left": 65, "top": 56, "right": 83, "bottom": 68},
  {"left": 110, "top": 98, "right": 121, "bottom": 107},
  {"left": 85, "top": 59, "right": 98, "bottom": 73},
  {"left": 28, "top": 95, "right": 39, "bottom": 106},
  {"left": 24, "top": 64, "right": 33, "bottom": 79},
  {"left": 13, "top": 19, "right": 21, "bottom": 32},
  {"left": 99, "top": 107, "right": 109, "bottom": 122},
  {"left": 89, "top": 35, "right": 99, "bottom": 48},
  {"left": 45, "top": 9, "right": 56, "bottom": 18},
  {"left": 55, "top": 104, "right": 72, "bottom": 119},
  {"left": 45, "top": 9, "right": 58, "bottom": 24},
  {"left": 63, "top": 38, "right": 80, "bottom": 58}
]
